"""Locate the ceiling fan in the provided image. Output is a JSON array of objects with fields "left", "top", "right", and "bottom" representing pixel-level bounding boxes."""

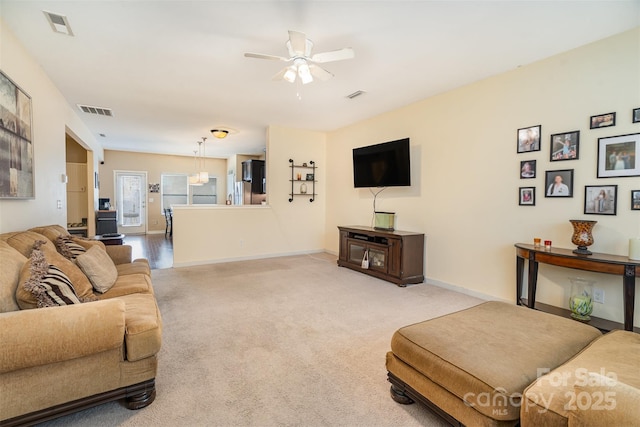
[{"left": 244, "top": 30, "right": 354, "bottom": 84}]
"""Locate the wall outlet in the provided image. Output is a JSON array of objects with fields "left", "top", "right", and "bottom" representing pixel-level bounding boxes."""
[{"left": 593, "top": 288, "right": 605, "bottom": 304}]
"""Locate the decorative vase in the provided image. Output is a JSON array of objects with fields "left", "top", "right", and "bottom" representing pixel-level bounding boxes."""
[
  {"left": 570, "top": 219, "right": 597, "bottom": 255},
  {"left": 569, "top": 277, "right": 594, "bottom": 322},
  {"left": 300, "top": 182, "right": 307, "bottom": 194}
]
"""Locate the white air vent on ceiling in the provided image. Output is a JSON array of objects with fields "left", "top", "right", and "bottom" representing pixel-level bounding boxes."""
[
  {"left": 43, "top": 11, "right": 74, "bottom": 36},
  {"left": 346, "top": 90, "right": 366, "bottom": 99},
  {"left": 77, "top": 104, "right": 114, "bottom": 117}
]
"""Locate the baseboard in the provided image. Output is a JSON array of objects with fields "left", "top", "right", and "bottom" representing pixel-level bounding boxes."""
[
  {"left": 425, "top": 277, "right": 509, "bottom": 304},
  {"left": 145, "top": 230, "right": 166, "bottom": 235},
  {"left": 173, "top": 250, "right": 327, "bottom": 268}
]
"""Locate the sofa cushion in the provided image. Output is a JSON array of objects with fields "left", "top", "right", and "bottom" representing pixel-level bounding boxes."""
[
  {"left": 96, "top": 273, "right": 153, "bottom": 299},
  {"left": 55, "top": 235, "right": 87, "bottom": 260},
  {"left": 76, "top": 246, "right": 118, "bottom": 293},
  {"left": 16, "top": 242, "right": 98, "bottom": 309},
  {"left": 119, "top": 293, "right": 162, "bottom": 362},
  {"left": 21, "top": 244, "right": 81, "bottom": 307},
  {"left": 5, "top": 230, "right": 53, "bottom": 258},
  {"left": 29, "top": 224, "right": 70, "bottom": 242},
  {"left": 0, "top": 241, "right": 26, "bottom": 313},
  {"left": 522, "top": 330, "right": 640, "bottom": 426},
  {"left": 72, "top": 236, "right": 107, "bottom": 251},
  {"left": 116, "top": 259, "right": 151, "bottom": 277}
]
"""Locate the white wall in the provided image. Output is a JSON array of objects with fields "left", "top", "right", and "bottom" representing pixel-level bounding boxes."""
[
  {"left": 0, "top": 20, "right": 102, "bottom": 232},
  {"left": 172, "top": 125, "right": 327, "bottom": 266},
  {"left": 325, "top": 28, "right": 640, "bottom": 325}
]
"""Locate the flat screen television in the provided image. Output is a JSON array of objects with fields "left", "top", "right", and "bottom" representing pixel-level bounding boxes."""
[{"left": 352, "top": 138, "right": 411, "bottom": 188}]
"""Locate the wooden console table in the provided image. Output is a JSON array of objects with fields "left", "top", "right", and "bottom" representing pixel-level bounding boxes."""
[{"left": 515, "top": 243, "right": 640, "bottom": 332}]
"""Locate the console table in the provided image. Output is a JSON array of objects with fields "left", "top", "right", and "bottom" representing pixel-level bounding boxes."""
[
  {"left": 515, "top": 243, "right": 640, "bottom": 332},
  {"left": 338, "top": 226, "right": 424, "bottom": 286}
]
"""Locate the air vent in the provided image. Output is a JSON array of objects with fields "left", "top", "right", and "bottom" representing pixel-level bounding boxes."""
[
  {"left": 346, "top": 90, "right": 366, "bottom": 99},
  {"left": 43, "top": 11, "right": 74, "bottom": 36},
  {"left": 77, "top": 104, "right": 114, "bottom": 117}
]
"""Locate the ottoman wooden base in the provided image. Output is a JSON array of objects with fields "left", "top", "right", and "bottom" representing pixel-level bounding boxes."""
[{"left": 386, "top": 301, "right": 602, "bottom": 426}]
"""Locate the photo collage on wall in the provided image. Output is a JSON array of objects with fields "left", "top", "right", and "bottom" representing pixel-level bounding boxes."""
[{"left": 517, "top": 109, "right": 640, "bottom": 213}]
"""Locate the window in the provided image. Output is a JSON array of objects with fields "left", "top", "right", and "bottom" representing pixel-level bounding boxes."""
[{"left": 161, "top": 173, "right": 217, "bottom": 211}]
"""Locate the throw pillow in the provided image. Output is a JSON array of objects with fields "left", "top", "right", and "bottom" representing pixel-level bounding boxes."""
[
  {"left": 76, "top": 245, "right": 118, "bottom": 293},
  {"left": 55, "top": 235, "right": 87, "bottom": 260},
  {"left": 21, "top": 242, "right": 81, "bottom": 307}
]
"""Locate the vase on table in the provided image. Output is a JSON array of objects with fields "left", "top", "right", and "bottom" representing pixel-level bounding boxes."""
[
  {"left": 569, "top": 277, "right": 594, "bottom": 322},
  {"left": 570, "top": 219, "right": 597, "bottom": 255}
]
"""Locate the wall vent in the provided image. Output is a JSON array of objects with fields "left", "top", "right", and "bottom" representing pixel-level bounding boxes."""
[
  {"left": 346, "top": 90, "right": 366, "bottom": 99},
  {"left": 43, "top": 11, "right": 74, "bottom": 36},
  {"left": 77, "top": 104, "right": 114, "bottom": 117}
]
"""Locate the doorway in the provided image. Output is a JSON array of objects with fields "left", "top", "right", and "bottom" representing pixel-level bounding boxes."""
[{"left": 114, "top": 171, "right": 147, "bottom": 234}]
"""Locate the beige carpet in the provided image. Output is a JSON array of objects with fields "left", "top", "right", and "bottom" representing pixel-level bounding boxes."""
[{"left": 41, "top": 253, "right": 484, "bottom": 426}]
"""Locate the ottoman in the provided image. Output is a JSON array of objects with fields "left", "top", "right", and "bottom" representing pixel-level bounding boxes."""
[{"left": 386, "top": 301, "right": 602, "bottom": 427}]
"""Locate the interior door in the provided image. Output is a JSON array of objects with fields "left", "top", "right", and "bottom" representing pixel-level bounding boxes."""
[{"left": 114, "top": 171, "right": 147, "bottom": 234}]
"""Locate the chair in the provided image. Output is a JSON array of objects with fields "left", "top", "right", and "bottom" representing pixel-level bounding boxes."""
[{"left": 163, "top": 208, "right": 172, "bottom": 237}]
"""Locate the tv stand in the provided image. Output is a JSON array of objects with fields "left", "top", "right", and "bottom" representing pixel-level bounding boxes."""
[{"left": 337, "top": 226, "right": 425, "bottom": 286}]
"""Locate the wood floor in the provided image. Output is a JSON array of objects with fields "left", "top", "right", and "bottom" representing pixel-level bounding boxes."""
[{"left": 123, "top": 233, "right": 173, "bottom": 269}]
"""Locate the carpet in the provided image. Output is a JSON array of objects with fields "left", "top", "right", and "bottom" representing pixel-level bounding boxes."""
[{"left": 40, "top": 253, "right": 484, "bottom": 426}]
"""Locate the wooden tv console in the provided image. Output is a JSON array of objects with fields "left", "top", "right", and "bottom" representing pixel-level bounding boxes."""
[{"left": 337, "top": 226, "right": 424, "bottom": 286}]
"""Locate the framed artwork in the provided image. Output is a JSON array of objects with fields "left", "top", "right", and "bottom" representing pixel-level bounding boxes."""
[
  {"left": 517, "top": 125, "right": 541, "bottom": 153},
  {"left": 590, "top": 112, "right": 615, "bottom": 129},
  {"left": 597, "top": 133, "right": 640, "bottom": 178},
  {"left": 0, "top": 70, "right": 34, "bottom": 198},
  {"left": 545, "top": 169, "right": 573, "bottom": 198},
  {"left": 305, "top": 173, "right": 314, "bottom": 181},
  {"left": 550, "top": 130, "right": 579, "bottom": 161},
  {"left": 520, "top": 160, "right": 536, "bottom": 179},
  {"left": 584, "top": 185, "right": 617, "bottom": 215},
  {"left": 519, "top": 187, "right": 535, "bottom": 206},
  {"left": 632, "top": 190, "right": 640, "bottom": 210},
  {"left": 633, "top": 108, "right": 640, "bottom": 124}
]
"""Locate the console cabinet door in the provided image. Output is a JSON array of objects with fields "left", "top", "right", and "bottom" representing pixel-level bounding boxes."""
[{"left": 387, "top": 238, "right": 402, "bottom": 277}]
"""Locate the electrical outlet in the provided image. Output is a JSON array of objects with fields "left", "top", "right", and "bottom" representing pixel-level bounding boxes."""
[
  {"left": 239, "top": 239, "right": 244, "bottom": 248},
  {"left": 593, "top": 288, "right": 605, "bottom": 304}
]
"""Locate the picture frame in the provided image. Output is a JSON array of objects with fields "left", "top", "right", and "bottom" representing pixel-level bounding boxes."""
[
  {"left": 584, "top": 185, "right": 617, "bottom": 215},
  {"left": 544, "top": 169, "right": 573, "bottom": 198},
  {"left": 519, "top": 187, "right": 535, "bottom": 206},
  {"left": 520, "top": 160, "right": 536, "bottom": 179},
  {"left": 590, "top": 112, "right": 616, "bottom": 129},
  {"left": 306, "top": 173, "right": 314, "bottom": 181},
  {"left": 517, "top": 125, "right": 541, "bottom": 153},
  {"left": 550, "top": 130, "right": 579, "bottom": 161},
  {"left": 631, "top": 190, "right": 640, "bottom": 210},
  {"left": 0, "top": 70, "right": 34, "bottom": 198},
  {"left": 633, "top": 108, "right": 640, "bottom": 124},
  {"left": 597, "top": 133, "right": 640, "bottom": 178}
]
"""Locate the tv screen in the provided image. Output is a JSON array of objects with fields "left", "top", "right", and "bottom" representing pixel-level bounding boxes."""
[{"left": 353, "top": 138, "right": 411, "bottom": 188}]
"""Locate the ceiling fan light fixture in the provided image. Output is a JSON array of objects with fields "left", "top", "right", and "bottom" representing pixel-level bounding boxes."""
[
  {"left": 298, "top": 62, "right": 313, "bottom": 85},
  {"left": 210, "top": 129, "right": 229, "bottom": 139},
  {"left": 283, "top": 66, "right": 297, "bottom": 83}
]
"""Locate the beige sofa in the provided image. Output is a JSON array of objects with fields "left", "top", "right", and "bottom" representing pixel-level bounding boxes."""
[{"left": 0, "top": 225, "right": 162, "bottom": 426}]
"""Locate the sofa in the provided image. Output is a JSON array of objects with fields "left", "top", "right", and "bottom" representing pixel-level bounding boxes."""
[
  {"left": 0, "top": 225, "right": 162, "bottom": 426},
  {"left": 387, "top": 301, "right": 639, "bottom": 427}
]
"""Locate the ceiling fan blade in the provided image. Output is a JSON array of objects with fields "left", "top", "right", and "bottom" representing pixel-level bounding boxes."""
[
  {"left": 288, "top": 30, "right": 308, "bottom": 56},
  {"left": 244, "top": 52, "right": 289, "bottom": 61},
  {"left": 311, "top": 47, "right": 354, "bottom": 63},
  {"left": 309, "top": 64, "right": 334, "bottom": 81}
]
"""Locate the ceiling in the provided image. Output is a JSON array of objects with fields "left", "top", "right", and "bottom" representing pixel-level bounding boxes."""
[{"left": 2, "top": 1, "right": 639, "bottom": 159}]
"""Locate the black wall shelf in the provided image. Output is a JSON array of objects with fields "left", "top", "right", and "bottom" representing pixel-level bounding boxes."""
[{"left": 289, "top": 159, "right": 316, "bottom": 202}]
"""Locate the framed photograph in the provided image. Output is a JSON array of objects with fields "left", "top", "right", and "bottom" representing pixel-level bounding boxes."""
[
  {"left": 545, "top": 169, "right": 573, "bottom": 198},
  {"left": 519, "top": 187, "right": 535, "bottom": 206},
  {"left": 590, "top": 112, "right": 615, "bottom": 129},
  {"left": 550, "top": 130, "right": 579, "bottom": 161},
  {"left": 520, "top": 160, "right": 536, "bottom": 179},
  {"left": 633, "top": 108, "right": 640, "bottom": 124},
  {"left": 305, "top": 173, "right": 314, "bottom": 181},
  {"left": 584, "top": 185, "right": 617, "bottom": 215},
  {"left": 631, "top": 190, "right": 640, "bottom": 210},
  {"left": 597, "top": 133, "right": 640, "bottom": 178},
  {"left": 517, "top": 125, "right": 541, "bottom": 153},
  {"left": 0, "top": 70, "right": 34, "bottom": 198}
]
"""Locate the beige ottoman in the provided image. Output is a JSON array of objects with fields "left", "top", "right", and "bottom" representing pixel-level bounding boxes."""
[{"left": 386, "top": 301, "right": 602, "bottom": 427}]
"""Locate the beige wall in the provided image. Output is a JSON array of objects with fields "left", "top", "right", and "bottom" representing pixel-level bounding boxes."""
[
  {"left": 99, "top": 150, "right": 228, "bottom": 232},
  {"left": 172, "top": 125, "right": 327, "bottom": 266},
  {"left": 0, "top": 20, "right": 102, "bottom": 233},
  {"left": 325, "top": 28, "right": 640, "bottom": 325}
]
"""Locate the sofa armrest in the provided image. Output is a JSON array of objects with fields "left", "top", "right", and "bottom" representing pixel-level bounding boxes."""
[
  {"left": 0, "top": 299, "right": 125, "bottom": 373},
  {"left": 106, "top": 244, "right": 133, "bottom": 265}
]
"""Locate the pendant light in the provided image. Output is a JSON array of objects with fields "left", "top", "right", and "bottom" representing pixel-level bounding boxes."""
[{"left": 189, "top": 137, "right": 209, "bottom": 185}]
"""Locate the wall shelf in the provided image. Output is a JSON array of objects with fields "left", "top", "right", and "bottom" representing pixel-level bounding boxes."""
[{"left": 289, "top": 159, "right": 316, "bottom": 202}]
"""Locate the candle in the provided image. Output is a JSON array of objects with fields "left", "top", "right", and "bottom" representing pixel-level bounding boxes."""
[
  {"left": 630, "top": 238, "right": 640, "bottom": 260},
  {"left": 534, "top": 238, "right": 541, "bottom": 248},
  {"left": 544, "top": 240, "right": 552, "bottom": 250}
]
